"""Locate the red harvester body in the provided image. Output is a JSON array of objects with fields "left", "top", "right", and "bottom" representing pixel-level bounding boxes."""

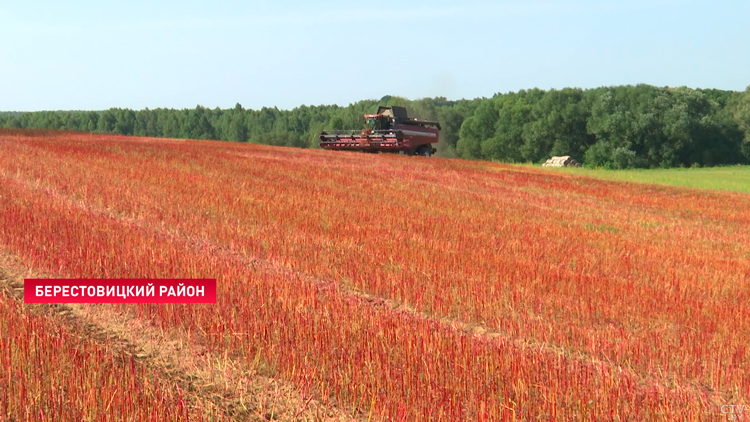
[{"left": 319, "top": 106, "right": 440, "bottom": 156}]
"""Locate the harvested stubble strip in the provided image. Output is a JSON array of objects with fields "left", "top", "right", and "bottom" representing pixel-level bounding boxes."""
[
  {"left": 0, "top": 291, "right": 216, "bottom": 422},
  {"left": 2, "top": 134, "right": 749, "bottom": 400},
  {"left": 0, "top": 153, "right": 716, "bottom": 421}
]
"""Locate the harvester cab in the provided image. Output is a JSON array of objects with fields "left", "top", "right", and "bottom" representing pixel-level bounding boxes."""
[
  {"left": 319, "top": 106, "right": 440, "bottom": 156},
  {"left": 365, "top": 114, "right": 392, "bottom": 131}
]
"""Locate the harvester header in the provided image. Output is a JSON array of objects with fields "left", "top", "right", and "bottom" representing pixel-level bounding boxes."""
[{"left": 319, "top": 106, "right": 440, "bottom": 156}]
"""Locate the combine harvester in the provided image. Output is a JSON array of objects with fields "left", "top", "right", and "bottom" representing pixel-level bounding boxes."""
[{"left": 319, "top": 106, "right": 441, "bottom": 156}]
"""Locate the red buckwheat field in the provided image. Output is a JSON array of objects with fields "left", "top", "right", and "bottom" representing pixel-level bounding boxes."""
[{"left": 1, "top": 129, "right": 749, "bottom": 421}]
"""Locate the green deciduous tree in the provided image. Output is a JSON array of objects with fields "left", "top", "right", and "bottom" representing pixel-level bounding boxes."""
[{"left": 2, "top": 86, "right": 747, "bottom": 168}]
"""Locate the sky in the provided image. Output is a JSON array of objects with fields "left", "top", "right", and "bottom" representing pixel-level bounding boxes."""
[{"left": 1, "top": 0, "right": 748, "bottom": 111}]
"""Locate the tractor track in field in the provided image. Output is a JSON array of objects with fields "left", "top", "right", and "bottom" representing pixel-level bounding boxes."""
[
  {"left": 0, "top": 169, "right": 731, "bottom": 411},
  {"left": 0, "top": 249, "right": 360, "bottom": 422}
]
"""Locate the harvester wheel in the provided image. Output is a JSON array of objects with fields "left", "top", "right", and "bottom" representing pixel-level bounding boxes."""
[{"left": 415, "top": 145, "right": 432, "bottom": 157}]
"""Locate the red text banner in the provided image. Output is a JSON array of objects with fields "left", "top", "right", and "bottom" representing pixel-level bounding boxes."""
[{"left": 24, "top": 279, "right": 217, "bottom": 303}]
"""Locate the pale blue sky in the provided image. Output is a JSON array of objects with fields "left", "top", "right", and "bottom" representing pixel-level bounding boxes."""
[{"left": 1, "top": 0, "right": 747, "bottom": 111}]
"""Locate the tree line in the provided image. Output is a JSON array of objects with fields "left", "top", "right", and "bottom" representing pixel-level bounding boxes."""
[{"left": 3, "top": 85, "right": 750, "bottom": 168}]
